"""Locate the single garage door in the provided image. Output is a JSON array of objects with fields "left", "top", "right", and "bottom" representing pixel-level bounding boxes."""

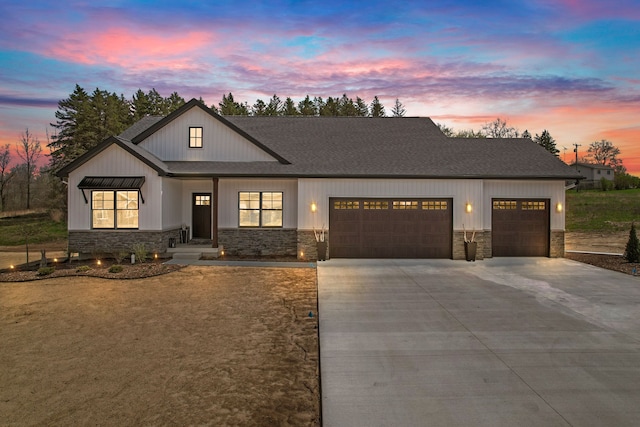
[
  {"left": 329, "top": 198, "right": 452, "bottom": 258},
  {"left": 492, "top": 199, "right": 550, "bottom": 257}
]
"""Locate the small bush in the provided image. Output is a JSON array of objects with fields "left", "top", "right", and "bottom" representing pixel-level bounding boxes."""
[
  {"left": 76, "top": 265, "right": 91, "bottom": 273},
  {"left": 108, "top": 264, "right": 124, "bottom": 273},
  {"left": 624, "top": 223, "right": 640, "bottom": 263},
  {"left": 112, "top": 250, "right": 129, "bottom": 264},
  {"left": 37, "top": 266, "right": 55, "bottom": 276},
  {"left": 131, "top": 243, "right": 148, "bottom": 263}
]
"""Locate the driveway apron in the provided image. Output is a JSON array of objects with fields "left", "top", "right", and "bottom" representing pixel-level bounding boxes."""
[{"left": 318, "top": 258, "right": 640, "bottom": 427}]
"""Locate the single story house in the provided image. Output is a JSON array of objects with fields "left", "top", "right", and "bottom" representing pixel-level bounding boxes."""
[{"left": 58, "top": 99, "right": 583, "bottom": 260}]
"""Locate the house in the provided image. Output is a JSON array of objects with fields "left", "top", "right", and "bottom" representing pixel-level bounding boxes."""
[
  {"left": 571, "top": 162, "right": 614, "bottom": 189},
  {"left": 58, "top": 99, "right": 583, "bottom": 260}
]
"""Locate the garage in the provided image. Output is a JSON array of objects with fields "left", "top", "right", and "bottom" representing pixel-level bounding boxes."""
[
  {"left": 491, "top": 198, "right": 550, "bottom": 257},
  {"left": 329, "top": 197, "right": 452, "bottom": 258}
]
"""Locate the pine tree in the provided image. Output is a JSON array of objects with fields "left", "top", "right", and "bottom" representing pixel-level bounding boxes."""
[
  {"left": 625, "top": 223, "right": 640, "bottom": 263},
  {"left": 355, "top": 97, "right": 369, "bottom": 117},
  {"left": 252, "top": 99, "right": 267, "bottom": 116},
  {"left": 534, "top": 130, "right": 560, "bottom": 156},
  {"left": 298, "top": 95, "right": 317, "bottom": 116},
  {"left": 391, "top": 98, "right": 406, "bottom": 117},
  {"left": 265, "top": 94, "right": 282, "bottom": 116},
  {"left": 370, "top": 96, "right": 385, "bottom": 117},
  {"left": 282, "top": 97, "right": 299, "bottom": 116},
  {"left": 522, "top": 130, "right": 532, "bottom": 139}
]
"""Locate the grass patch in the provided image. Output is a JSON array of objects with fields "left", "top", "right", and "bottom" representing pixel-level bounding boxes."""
[
  {"left": 0, "top": 213, "right": 67, "bottom": 246},
  {"left": 566, "top": 189, "right": 640, "bottom": 232}
]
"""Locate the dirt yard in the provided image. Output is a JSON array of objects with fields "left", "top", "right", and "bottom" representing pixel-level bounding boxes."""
[{"left": 0, "top": 266, "right": 320, "bottom": 426}]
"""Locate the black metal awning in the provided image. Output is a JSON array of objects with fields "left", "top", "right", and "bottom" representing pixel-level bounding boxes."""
[{"left": 77, "top": 176, "right": 146, "bottom": 204}]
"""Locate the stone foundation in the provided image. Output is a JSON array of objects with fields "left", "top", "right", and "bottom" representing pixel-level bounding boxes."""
[
  {"left": 453, "top": 230, "right": 485, "bottom": 260},
  {"left": 550, "top": 230, "right": 565, "bottom": 258},
  {"left": 218, "top": 228, "right": 298, "bottom": 257},
  {"left": 297, "top": 230, "right": 329, "bottom": 261},
  {"left": 69, "top": 229, "right": 181, "bottom": 258}
]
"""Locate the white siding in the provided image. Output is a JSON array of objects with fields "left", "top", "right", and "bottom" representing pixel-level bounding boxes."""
[
  {"left": 218, "top": 179, "right": 298, "bottom": 228},
  {"left": 483, "top": 180, "right": 566, "bottom": 230},
  {"left": 161, "top": 177, "right": 182, "bottom": 229},
  {"left": 67, "top": 144, "right": 163, "bottom": 230},
  {"left": 297, "top": 178, "right": 484, "bottom": 231},
  {"left": 139, "top": 108, "right": 277, "bottom": 162}
]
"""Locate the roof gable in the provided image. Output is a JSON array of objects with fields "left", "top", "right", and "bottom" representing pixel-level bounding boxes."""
[{"left": 130, "top": 99, "right": 290, "bottom": 164}]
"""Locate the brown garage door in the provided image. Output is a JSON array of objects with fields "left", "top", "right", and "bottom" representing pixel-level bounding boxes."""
[
  {"left": 329, "top": 198, "right": 452, "bottom": 258},
  {"left": 492, "top": 199, "right": 550, "bottom": 257}
]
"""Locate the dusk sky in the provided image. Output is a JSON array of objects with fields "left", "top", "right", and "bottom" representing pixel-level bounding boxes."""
[{"left": 1, "top": 0, "right": 639, "bottom": 174}]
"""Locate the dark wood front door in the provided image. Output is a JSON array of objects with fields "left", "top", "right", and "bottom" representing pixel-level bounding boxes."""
[
  {"left": 492, "top": 198, "right": 550, "bottom": 257},
  {"left": 192, "top": 193, "right": 212, "bottom": 239},
  {"left": 329, "top": 198, "right": 453, "bottom": 258}
]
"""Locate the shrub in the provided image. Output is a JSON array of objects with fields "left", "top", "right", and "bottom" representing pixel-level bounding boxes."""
[
  {"left": 76, "top": 265, "right": 91, "bottom": 273},
  {"left": 108, "top": 264, "right": 124, "bottom": 273},
  {"left": 624, "top": 223, "right": 640, "bottom": 263},
  {"left": 131, "top": 243, "right": 148, "bottom": 263},
  {"left": 37, "top": 266, "right": 55, "bottom": 276},
  {"left": 112, "top": 250, "right": 129, "bottom": 264}
]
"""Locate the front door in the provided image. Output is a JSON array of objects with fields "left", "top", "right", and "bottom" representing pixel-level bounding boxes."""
[{"left": 192, "top": 193, "right": 212, "bottom": 239}]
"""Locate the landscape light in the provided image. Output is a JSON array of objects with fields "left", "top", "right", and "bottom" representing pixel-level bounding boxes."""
[{"left": 97, "top": 260, "right": 102, "bottom": 266}]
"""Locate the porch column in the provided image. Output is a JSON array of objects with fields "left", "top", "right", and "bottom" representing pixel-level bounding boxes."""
[{"left": 212, "top": 177, "right": 219, "bottom": 247}]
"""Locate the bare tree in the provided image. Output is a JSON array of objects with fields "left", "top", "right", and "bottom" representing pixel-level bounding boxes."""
[
  {"left": 481, "top": 118, "right": 519, "bottom": 138},
  {"left": 0, "top": 144, "right": 13, "bottom": 211},
  {"left": 584, "top": 139, "right": 622, "bottom": 167},
  {"left": 16, "top": 129, "right": 42, "bottom": 209}
]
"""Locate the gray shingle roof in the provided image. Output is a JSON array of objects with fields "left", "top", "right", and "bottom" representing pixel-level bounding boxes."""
[{"left": 66, "top": 100, "right": 583, "bottom": 180}]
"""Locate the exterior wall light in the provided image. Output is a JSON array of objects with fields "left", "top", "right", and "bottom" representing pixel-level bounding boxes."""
[
  {"left": 556, "top": 203, "right": 563, "bottom": 213},
  {"left": 465, "top": 203, "right": 472, "bottom": 213},
  {"left": 311, "top": 202, "right": 317, "bottom": 213}
]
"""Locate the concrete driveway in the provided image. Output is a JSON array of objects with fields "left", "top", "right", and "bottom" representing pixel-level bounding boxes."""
[{"left": 318, "top": 258, "right": 640, "bottom": 427}]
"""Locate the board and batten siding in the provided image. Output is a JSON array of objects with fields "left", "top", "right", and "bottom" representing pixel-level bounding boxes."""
[
  {"left": 218, "top": 179, "right": 298, "bottom": 229},
  {"left": 297, "top": 178, "right": 484, "bottom": 230},
  {"left": 161, "top": 177, "right": 183, "bottom": 230},
  {"left": 67, "top": 144, "right": 163, "bottom": 231},
  {"left": 483, "top": 180, "right": 566, "bottom": 230},
  {"left": 138, "top": 108, "right": 277, "bottom": 162}
]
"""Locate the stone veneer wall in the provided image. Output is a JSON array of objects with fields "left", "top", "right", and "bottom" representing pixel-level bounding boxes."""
[
  {"left": 218, "top": 228, "right": 298, "bottom": 257},
  {"left": 550, "top": 230, "right": 565, "bottom": 258},
  {"left": 297, "top": 230, "right": 329, "bottom": 261},
  {"left": 69, "top": 229, "right": 182, "bottom": 257},
  {"left": 452, "top": 230, "right": 485, "bottom": 260}
]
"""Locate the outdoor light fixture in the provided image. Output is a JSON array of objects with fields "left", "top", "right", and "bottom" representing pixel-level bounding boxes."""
[
  {"left": 556, "top": 203, "right": 563, "bottom": 213},
  {"left": 154, "top": 253, "right": 158, "bottom": 259},
  {"left": 9, "top": 265, "right": 14, "bottom": 269},
  {"left": 466, "top": 203, "right": 473, "bottom": 213},
  {"left": 53, "top": 258, "right": 58, "bottom": 263},
  {"left": 97, "top": 260, "right": 102, "bottom": 266},
  {"left": 300, "top": 251, "right": 304, "bottom": 258},
  {"left": 311, "top": 202, "right": 317, "bottom": 213}
]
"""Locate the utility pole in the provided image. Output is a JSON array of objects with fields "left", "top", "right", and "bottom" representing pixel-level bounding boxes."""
[{"left": 573, "top": 143, "right": 581, "bottom": 167}]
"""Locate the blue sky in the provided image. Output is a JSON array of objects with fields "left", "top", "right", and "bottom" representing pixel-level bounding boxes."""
[{"left": 1, "top": 0, "right": 639, "bottom": 172}]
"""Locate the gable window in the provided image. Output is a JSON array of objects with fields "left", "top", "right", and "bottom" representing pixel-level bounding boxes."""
[
  {"left": 92, "top": 190, "right": 138, "bottom": 229},
  {"left": 189, "top": 126, "right": 203, "bottom": 148},
  {"left": 239, "top": 191, "right": 283, "bottom": 227}
]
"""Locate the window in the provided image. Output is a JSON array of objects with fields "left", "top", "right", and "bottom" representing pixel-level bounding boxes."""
[
  {"left": 597, "top": 169, "right": 601, "bottom": 175},
  {"left": 195, "top": 195, "right": 210, "bottom": 206},
  {"left": 239, "top": 191, "right": 283, "bottom": 227},
  {"left": 393, "top": 201, "right": 418, "bottom": 210},
  {"left": 493, "top": 200, "right": 517, "bottom": 210},
  {"left": 333, "top": 200, "right": 359, "bottom": 210},
  {"left": 364, "top": 201, "right": 389, "bottom": 210},
  {"left": 189, "top": 127, "right": 203, "bottom": 148},
  {"left": 422, "top": 200, "right": 447, "bottom": 210},
  {"left": 92, "top": 190, "right": 138, "bottom": 229},
  {"left": 522, "top": 201, "right": 546, "bottom": 210}
]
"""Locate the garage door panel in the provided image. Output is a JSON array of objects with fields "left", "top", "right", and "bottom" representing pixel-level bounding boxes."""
[{"left": 330, "top": 198, "right": 452, "bottom": 259}]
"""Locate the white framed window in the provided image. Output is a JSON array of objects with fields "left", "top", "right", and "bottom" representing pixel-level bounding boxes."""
[
  {"left": 92, "top": 190, "right": 139, "bottom": 229},
  {"left": 189, "top": 126, "right": 203, "bottom": 148},
  {"left": 239, "top": 191, "right": 283, "bottom": 227}
]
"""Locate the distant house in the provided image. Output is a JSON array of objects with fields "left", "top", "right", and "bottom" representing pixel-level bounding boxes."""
[
  {"left": 571, "top": 163, "right": 614, "bottom": 189},
  {"left": 58, "top": 99, "right": 582, "bottom": 260}
]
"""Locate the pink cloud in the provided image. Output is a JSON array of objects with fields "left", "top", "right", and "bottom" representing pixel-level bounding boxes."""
[{"left": 45, "top": 27, "right": 214, "bottom": 72}]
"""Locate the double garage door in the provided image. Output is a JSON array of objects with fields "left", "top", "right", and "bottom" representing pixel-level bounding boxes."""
[
  {"left": 329, "top": 198, "right": 452, "bottom": 258},
  {"left": 329, "top": 197, "right": 550, "bottom": 258}
]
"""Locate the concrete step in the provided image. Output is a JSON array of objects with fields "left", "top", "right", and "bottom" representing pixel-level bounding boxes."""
[{"left": 171, "top": 252, "right": 202, "bottom": 260}]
